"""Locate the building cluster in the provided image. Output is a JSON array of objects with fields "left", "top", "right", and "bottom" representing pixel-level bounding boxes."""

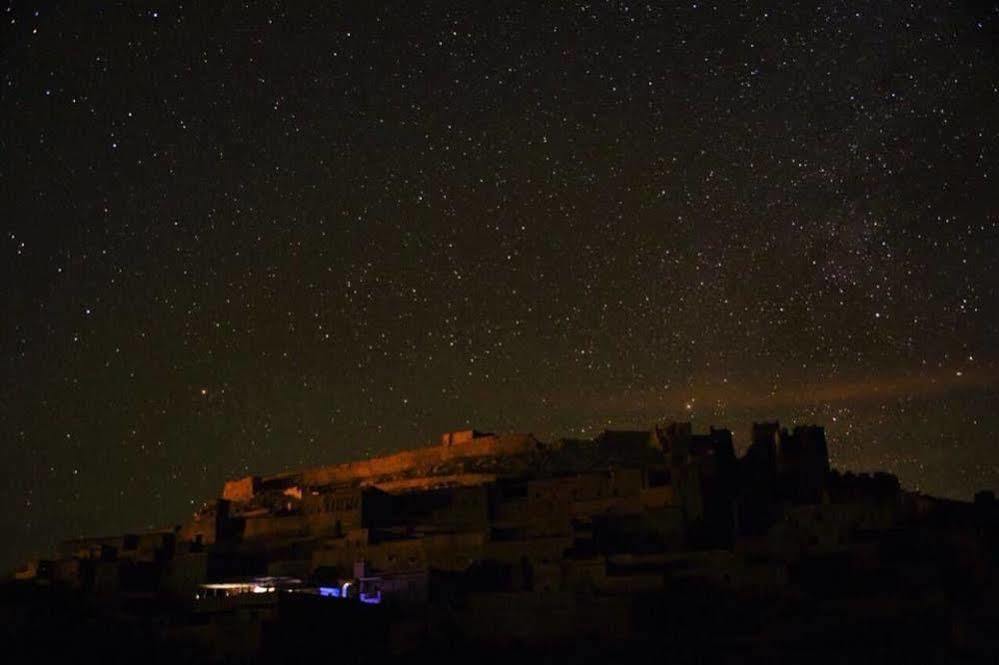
[{"left": 19, "top": 421, "right": 995, "bottom": 657}]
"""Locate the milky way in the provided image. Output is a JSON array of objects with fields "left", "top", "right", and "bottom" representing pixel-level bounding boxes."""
[{"left": 3, "top": 2, "right": 998, "bottom": 569}]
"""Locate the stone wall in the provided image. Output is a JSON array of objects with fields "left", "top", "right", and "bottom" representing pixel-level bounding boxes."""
[
  {"left": 222, "top": 476, "right": 258, "bottom": 502},
  {"left": 297, "top": 434, "right": 539, "bottom": 487},
  {"left": 313, "top": 530, "right": 490, "bottom": 575},
  {"left": 371, "top": 473, "right": 498, "bottom": 493},
  {"left": 242, "top": 515, "right": 308, "bottom": 541}
]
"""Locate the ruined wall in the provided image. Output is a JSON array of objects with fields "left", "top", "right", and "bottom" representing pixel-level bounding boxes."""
[
  {"left": 491, "top": 470, "right": 665, "bottom": 533},
  {"left": 162, "top": 552, "right": 209, "bottom": 596},
  {"left": 222, "top": 476, "right": 259, "bottom": 502},
  {"left": 51, "top": 558, "right": 82, "bottom": 588},
  {"left": 371, "top": 473, "right": 498, "bottom": 493},
  {"left": 524, "top": 470, "right": 644, "bottom": 506},
  {"left": 494, "top": 496, "right": 571, "bottom": 528},
  {"left": 180, "top": 517, "right": 216, "bottom": 546},
  {"left": 313, "top": 530, "right": 489, "bottom": 575},
  {"left": 424, "top": 485, "right": 491, "bottom": 531},
  {"left": 298, "top": 434, "right": 539, "bottom": 487},
  {"left": 301, "top": 486, "right": 364, "bottom": 535},
  {"left": 641, "top": 485, "right": 676, "bottom": 510},
  {"left": 242, "top": 515, "right": 308, "bottom": 541},
  {"left": 440, "top": 429, "right": 487, "bottom": 446},
  {"left": 303, "top": 510, "right": 353, "bottom": 537},
  {"left": 483, "top": 534, "right": 574, "bottom": 565},
  {"left": 59, "top": 536, "right": 121, "bottom": 560},
  {"left": 519, "top": 470, "right": 652, "bottom": 521}
]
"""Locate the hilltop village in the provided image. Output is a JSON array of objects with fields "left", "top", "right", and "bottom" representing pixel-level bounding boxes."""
[{"left": 10, "top": 423, "right": 999, "bottom": 662}]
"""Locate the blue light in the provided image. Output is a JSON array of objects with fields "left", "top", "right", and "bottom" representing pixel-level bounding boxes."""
[{"left": 319, "top": 586, "right": 341, "bottom": 598}]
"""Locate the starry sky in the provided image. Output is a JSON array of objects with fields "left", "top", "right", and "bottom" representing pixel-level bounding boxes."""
[{"left": 3, "top": 1, "right": 998, "bottom": 571}]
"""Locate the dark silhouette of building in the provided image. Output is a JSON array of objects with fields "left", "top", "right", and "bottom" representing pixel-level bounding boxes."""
[{"left": 13, "top": 422, "right": 999, "bottom": 663}]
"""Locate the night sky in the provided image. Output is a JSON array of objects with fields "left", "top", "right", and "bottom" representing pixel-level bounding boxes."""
[{"left": 3, "top": 2, "right": 998, "bottom": 571}]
